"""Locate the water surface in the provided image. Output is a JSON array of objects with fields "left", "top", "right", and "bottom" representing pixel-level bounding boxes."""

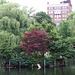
[{"left": 0, "top": 59, "right": 75, "bottom": 75}]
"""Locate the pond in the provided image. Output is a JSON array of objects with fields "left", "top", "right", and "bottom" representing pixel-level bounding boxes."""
[{"left": 0, "top": 59, "right": 75, "bottom": 75}]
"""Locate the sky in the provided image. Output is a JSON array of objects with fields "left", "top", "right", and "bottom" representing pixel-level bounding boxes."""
[{"left": 6, "top": 0, "right": 75, "bottom": 13}]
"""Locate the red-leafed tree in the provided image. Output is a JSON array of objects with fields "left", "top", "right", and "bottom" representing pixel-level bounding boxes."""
[{"left": 19, "top": 28, "right": 51, "bottom": 57}]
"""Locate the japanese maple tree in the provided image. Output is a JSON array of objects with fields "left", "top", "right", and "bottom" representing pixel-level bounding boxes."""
[{"left": 19, "top": 28, "right": 51, "bottom": 57}]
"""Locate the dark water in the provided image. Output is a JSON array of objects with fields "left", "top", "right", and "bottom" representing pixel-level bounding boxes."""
[{"left": 0, "top": 59, "right": 75, "bottom": 75}]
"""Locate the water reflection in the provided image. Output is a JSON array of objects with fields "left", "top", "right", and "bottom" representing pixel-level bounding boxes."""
[{"left": 1, "top": 59, "right": 75, "bottom": 75}]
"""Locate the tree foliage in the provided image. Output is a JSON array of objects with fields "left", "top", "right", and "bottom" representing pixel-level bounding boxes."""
[
  {"left": 0, "top": 3, "right": 34, "bottom": 60},
  {"left": 28, "top": 21, "right": 59, "bottom": 40},
  {"left": 50, "top": 39, "right": 73, "bottom": 57},
  {"left": 57, "top": 12, "right": 75, "bottom": 58},
  {"left": 59, "top": 12, "right": 75, "bottom": 44},
  {"left": 67, "top": 12, "right": 75, "bottom": 39},
  {"left": 19, "top": 28, "right": 51, "bottom": 57},
  {"left": 59, "top": 21, "right": 71, "bottom": 39},
  {"left": 0, "top": 31, "right": 21, "bottom": 60},
  {"left": 0, "top": 3, "right": 33, "bottom": 35},
  {"left": 0, "top": 0, "right": 6, "bottom": 5},
  {"left": 34, "top": 11, "right": 56, "bottom": 25}
]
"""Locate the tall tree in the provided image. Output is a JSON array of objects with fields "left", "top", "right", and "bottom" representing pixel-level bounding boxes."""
[
  {"left": 0, "top": 3, "right": 34, "bottom": 60},
  {"left": 50, "top": 39, "right": 73, "bottom": 58},
  {"left": 59, "top": 21, "right": 71, "bottom": 39},
  {"left": 0, "top": 31, "right": 20, "bottom": 60},
  {"left": 34, "top": 11, "right": 56, "bottom": 26},
  {"left": 0, "top": 3, "right": 34, "bottom": 36},
  {"left": 67, "top": 12, "right": 75, "bottom": 45},
  {"left": 67, "top": 12, "right": 75, "bottom": 38}
]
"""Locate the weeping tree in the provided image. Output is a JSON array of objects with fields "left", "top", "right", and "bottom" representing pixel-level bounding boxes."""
[
  {"left": 0, "top": 3, "right": 34, "bottom": 60},
  {"left": 0, "top": 3, "right": 34, "bottom": 36},
  {"left": 0, "top": 31, "right": 21, "bottom": 60}
]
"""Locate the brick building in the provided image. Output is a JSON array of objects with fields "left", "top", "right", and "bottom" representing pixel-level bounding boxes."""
[{"left": 47, "top": 0, "right": 72, "bottom": 27}]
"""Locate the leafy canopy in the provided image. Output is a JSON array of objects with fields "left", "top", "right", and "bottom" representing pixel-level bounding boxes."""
[
  {"left": 34, "top": 11, "right": 56, "bottom": 26},
  {"left": 19, "top": 28, "right": 51, "bottom": 56}
]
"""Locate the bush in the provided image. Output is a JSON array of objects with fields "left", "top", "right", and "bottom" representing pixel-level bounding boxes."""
[
  {"left": 40, "top": 58, "right": 53, "bottom": 67},
  {"left": 5, "top": 57, "right": 53, "bottom": 68},
  {"left": 9, "top": 57, "right": 32, "bottom": 68}
]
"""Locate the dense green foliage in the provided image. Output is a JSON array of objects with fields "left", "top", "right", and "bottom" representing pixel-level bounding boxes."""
[
  {"left": 34, "top": 11, "right": 56, "bottom": 26},
  {"left": 0, "top": 2, "right": 75, "bottom": 68},
  {"left": 0, "top": 3, "right": 34, "bottom": 60},
  {"left": 67, "top": 12, "right": 75, "bottom": 43},
  {"left": 59, "top": 21, "right": 71, "bottom": 39},
  {"left": 0, "top": 3, "right": 33, "bottom": 35},
  {"left": 0, "top": 0, "right": 6, "bottom": 4},
  {"left": 58, "top": 12, "right": 75, "bottom": 58},
  {"left": 50, "top": 39, "right": 73, "bottom": 57},
  {"left": 28, "top": 21, "right": 59, "bottom": 40}
]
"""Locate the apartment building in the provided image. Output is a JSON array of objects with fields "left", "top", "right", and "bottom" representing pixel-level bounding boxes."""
[{"left": 47, "top": 0, "right": 72, "bottom": 27}]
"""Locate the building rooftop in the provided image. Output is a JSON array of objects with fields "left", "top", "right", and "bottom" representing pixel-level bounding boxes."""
[{"left": 47, "top": 3, "right": 69, "bottom": 7}]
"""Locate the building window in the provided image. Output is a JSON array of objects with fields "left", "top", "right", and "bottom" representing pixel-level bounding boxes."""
[
  {"left": 58, "top": 11, "right": 61, "bottom": 14},
  {"left": 50, "top": 7, "right": 53, "bottom": 10},
  {"left": 59, "top": 15, "right": 61, "bottom": 17},
  {"left": 50, "top": 11, "right": 53, "bottom": 14},
  {"left": 50, "top": 15, "right": 53, "bottom": 18},
  {"left": 49, "top": 7, "right": 50, "bottom": 10},
  {"left": 54, "top": 11, "right": 61, "bottom": 14},
  {"left": 65, "top": 6, "right": 67, "bottom": 9},
  {"left": 54, "top": 15, "right": 56, "bottom": 17},
  {"left": 54, "top": 15, "right": 61, "bottom": 17},
  {"left": 63, "top": 11, "right": 67, "bottom": 13},
  {"left": 63, "top": 11, "right": 64, "bottom": 13},
  {"left": 63, "top": 15, "right": 65, "bottom": 17},
  {"left": 56, "top": 15, "right": 59, "bottom": 17},
  {"left": 57, "top": 18, "right": 59, "bottom": 21},
  {"left": 55, "top": 7, "right": 57, "bottom": 9},
  {"left": 62, "top": 7, "right": 64, "bottom": 9},
  {"left": 59, "top": 19, "right": 61, "bottom": 21},
  {"left": 57, "top": 23, "right": 59, "bottom": 25},
  {"left": 65, "top": 15, "right": 67, "bottom": 17},
  {"left": 47, "top": 7, "right": 49, "bottom": 10},
  {"left": 65, "top": 11, "right": 67, "bottom": 13},
  {"left": 58, "top": 7, "right": 61, "bottom": 9},
  {"left": 55, "top": 19, "right": 56, "bottom": 21},
  {"left": 65, "top": 19, "right": 67, "bottom": 20}
]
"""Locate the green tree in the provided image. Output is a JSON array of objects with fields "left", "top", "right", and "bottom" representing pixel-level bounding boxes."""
[
  {"left": 28, "top": 21, "right": 59, "bottom": 40},
  {"left": 59, "top": 21, "right": 71, "bottom": 39},
  {"left": 66, "top": 12, "right": 75, "bottom": 48},
  {"left": 0, "top": 3, "right": 34, "bottom": 36},
  {"left": 34, "top": 11, "right": 56, "bottom": 25},
  {"left": 0, "top": 3, "right": 34, "bottom": 60},
  {"left": 0, "top": 31, "right": 21, "bottom": 60},
  {"left": 50, "top": 39, "right": 73, "bottom": 58},
  {"left": 0, "top": 0, "right": 6, "bottom": 4},
  {"left": 67, "top": 12, "right": 75, "bottom": 41},
  {"left": 56, "top": 12, "right": 75, "bottom": 58}
]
